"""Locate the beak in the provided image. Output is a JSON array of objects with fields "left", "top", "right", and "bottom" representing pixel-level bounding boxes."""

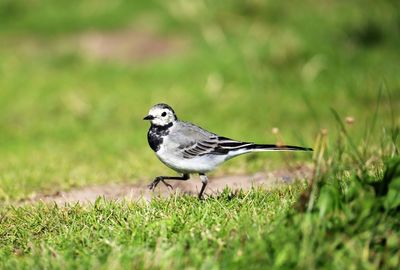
[{"left": 143, "top": 115, "right": 154, "bottom": 120}]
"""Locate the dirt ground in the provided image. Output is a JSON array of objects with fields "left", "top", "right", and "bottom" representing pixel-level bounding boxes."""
[
  {"left": 76, "top": 29, "right": 188, "bottom": 62},
  {"left": 5, "top": 27, "right": 188, "bottom": 64},
  {"left": 19, "top": 166, "right": 312, "bottom": 205}
]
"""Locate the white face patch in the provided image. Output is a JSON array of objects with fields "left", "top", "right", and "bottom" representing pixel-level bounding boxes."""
[{"left": 148, "top": 106, "right": 176, "bottom": 126}]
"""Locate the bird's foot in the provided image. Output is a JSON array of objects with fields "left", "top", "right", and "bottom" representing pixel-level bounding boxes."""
[
  {"left": 148, "top": 177, "right": 173, "bottom": 191},
  {"left": 148, "top": 177, "right": 161, "bottom": 190},
  {"left": 162, "top": 180, "right": 173, "bottom": 190}
]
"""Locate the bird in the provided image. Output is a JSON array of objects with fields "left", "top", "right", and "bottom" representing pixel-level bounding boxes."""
[{"left": 143, "top": 103, "right": 312, "bottom": 199}]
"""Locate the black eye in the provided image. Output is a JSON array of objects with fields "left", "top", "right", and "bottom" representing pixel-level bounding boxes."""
[{"left": 161, "top": 112, "right": 167, "bottom": 117}]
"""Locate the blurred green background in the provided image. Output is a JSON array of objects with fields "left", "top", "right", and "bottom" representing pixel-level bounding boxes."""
[{"left": 0, "top": 0, "right": 399, "bottom": 200}]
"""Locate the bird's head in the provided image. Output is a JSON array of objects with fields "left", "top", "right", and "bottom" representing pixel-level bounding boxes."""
[{"left": 143, "top": 103, "right": 177, "bottom": 126}]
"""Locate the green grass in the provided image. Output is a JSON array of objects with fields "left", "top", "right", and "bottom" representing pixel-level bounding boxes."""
[
  {"left": 1, "top": 152, "right": 399, "bottom": 269},
  {"left": 0, "top": 0, "right": 399, "bottom": 200},
  {"left": 1, "top": 186, "right": 303, "bottom": 269},
  {"left": 0, "top": 0, "right": 399, "bottom": 268}
]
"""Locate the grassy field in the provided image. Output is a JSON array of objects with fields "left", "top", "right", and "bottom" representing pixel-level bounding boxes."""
[{"left": 0, "top": 0, "right": 399, "bottom": 269}]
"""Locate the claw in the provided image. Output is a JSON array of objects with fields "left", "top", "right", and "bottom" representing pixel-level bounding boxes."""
[
  {"left": 148, "top": 182, "right": 158, "bottom": 190},
  {"left": 162, "top": 180, "right": 173, "bottom": 190},
  {"left": 148, "top": 178, "right": 161, "bottom": 190},
  {"left": 148, "top": 183, "right": 153, "bottom": 190}
]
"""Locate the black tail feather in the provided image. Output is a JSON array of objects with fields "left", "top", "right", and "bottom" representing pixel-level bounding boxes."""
[
  {"left": 247, "top": 144, "right": 313, "bottom": 151},
  {"left": 216, "top": 136, "right": 312, "bottom": 153}
]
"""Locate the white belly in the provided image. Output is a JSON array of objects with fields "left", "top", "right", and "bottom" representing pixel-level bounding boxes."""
[{"left": 155, "top": 144, "right": 226, "bottom": 174}]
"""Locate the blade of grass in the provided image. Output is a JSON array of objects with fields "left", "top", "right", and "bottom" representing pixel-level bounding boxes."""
[
  {"left": 383, "top": 81, "right": 399, "bottom": 155},
  {"left": 330, "top": 108, "right": 364, "bottom": 169},
  {"left": 363, "top": 84, "right": 383, "bottom": 157}
]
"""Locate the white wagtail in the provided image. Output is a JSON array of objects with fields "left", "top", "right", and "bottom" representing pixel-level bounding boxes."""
[{"left": 143, "top": 103, "right": 312, "bottom": 199}]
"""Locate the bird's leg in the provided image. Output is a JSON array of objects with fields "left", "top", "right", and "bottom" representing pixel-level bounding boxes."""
[
  {"left": 148, "top": 174, "right": 190, "bottom": 190},
  {"left": 198, "top": 174, "right": 208, "bottom": 200}
]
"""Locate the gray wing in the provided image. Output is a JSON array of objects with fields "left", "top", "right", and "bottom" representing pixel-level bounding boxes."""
[{"left": 170, "top": 121, "right": 253, "bottom": 159}]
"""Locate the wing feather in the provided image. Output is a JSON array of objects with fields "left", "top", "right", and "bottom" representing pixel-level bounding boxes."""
[
  {"left": 170, "top": 122, "right": 254, "bottom": 159},
  {"left": 179, "top": 135, "right": 253, "bottom": 159}
]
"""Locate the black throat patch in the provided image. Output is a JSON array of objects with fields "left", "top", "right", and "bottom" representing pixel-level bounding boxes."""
[{"left": 147, "top": 122, "right": 173, "bottom": 152}]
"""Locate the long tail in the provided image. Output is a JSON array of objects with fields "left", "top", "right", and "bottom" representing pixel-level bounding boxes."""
[
  {"left": 217, "top": 137, "right": 312, "bottom": 160},
  {"left": 246, "top": 143, "right": 313, "bottom": 152}
]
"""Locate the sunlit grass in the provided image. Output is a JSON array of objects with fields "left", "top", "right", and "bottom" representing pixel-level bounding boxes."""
[
  {"left": 0, "top": 1, "right": 399, "bottom": 199},
  {"left": 0, "top": 149, "right": 398, "bottom": 269},
  {"left": 0, "top": 1, "right": 399, "bottom": 268}
]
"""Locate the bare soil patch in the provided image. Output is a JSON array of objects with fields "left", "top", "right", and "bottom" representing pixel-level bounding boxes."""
[
  {"left": 76, "top": 29, "right": 188, "bottom": 62},
  {"left": 2, "top": 28, "right": 188, "bottom": 63},
  {"left": 20, "top": 166, "right": 312, "bottom": 205}
]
